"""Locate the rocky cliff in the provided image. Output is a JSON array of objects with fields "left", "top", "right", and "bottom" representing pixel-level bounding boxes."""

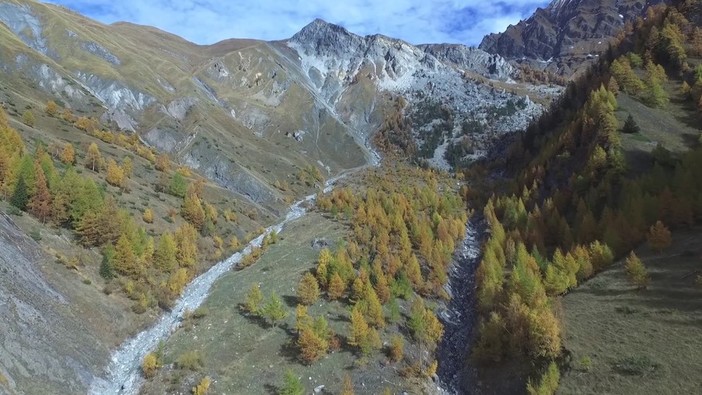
[{"left": 480, "top": 0, "right": 667, "bottom": 75}]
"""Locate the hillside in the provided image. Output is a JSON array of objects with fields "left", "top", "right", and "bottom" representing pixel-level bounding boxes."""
[{"left": 468, "top": 1, "right": 702, "bottom": 393}]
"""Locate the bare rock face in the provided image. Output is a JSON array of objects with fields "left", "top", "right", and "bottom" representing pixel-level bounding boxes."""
[
  {"left": 418, "top": 44, "right": 515, "bottom": 81},
  {"left": 286, "top": 19, "right": 542, "bottom": 169},
  {"left": 480, "top": 0, "right": 668, "bottom": 74}
]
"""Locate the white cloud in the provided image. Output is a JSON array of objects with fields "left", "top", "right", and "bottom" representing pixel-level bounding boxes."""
[{"left": 47, "top": 0, "right": 551, "bottom": 46}]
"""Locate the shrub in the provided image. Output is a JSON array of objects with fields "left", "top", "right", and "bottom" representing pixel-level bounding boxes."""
[
  {"left": 176, "top": 350, "right": 203, "bottom": 371},
  {"left": 625, "top": 251, "right": 650, "bottom": 289},
  {"left": 279, "top": 370, "right": 304, "bottom": 395},
  {"left": 192, "top": 376, "right": 211, "bottom": 395},
  {"left": 142, "top": 352, "right": 159, "bottom": 378},
  {"left": 526, "top": 362, "right": 560, "bottom": 395}
]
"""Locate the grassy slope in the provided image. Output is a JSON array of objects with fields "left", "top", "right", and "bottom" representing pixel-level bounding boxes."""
[
  {"left": 140, "top": 212, "right": 404, "bottom": 394},
  {"left": 560, "top": 229, "right": 702, "bottom": 394}
]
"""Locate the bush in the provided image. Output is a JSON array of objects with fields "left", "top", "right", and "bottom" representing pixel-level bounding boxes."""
[
  {"left": 176, "top": 350, "right": 203, "bottom": 371},
  {"left": 279, "top": 370, "right": 304, "bottom": 395},
  {"left": 526, "top": 362, "right": 560, "bottom": 395},
  {"left": 621, "top": 114, "right": 640, "bottom": 134},
  {"left": 29, "top": 228, "right": 42, "bottom": 241},
  {"left": 192, "top": 376, "right": 211, "bottom": 395},
  {"left": 142, "top": 352, "right": 159, "bottom": 378}
]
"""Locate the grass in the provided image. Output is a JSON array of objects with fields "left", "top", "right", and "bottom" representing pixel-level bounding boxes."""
[{"left": 560, "top": 228, "right": 702, "bottom": 394}]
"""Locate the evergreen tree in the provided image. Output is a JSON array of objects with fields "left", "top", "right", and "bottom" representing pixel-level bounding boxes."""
[
  {"left": 100, "top": 245, "right": 115, "bottom": 279},
  {"left": 10, "top": 173, "right": 29, "bottom": 210},
  {"left": 621, "top": 114, "right": 640, "bottom": 134},
  {"left": 169, "top": 172, "right": 187, "bottom": 197}
]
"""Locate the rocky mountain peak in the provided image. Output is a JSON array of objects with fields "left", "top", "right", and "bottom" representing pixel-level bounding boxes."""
[
  {"left": 290, "top": 18, "right": 364, "bottom": 55},
  {"left": 479, "top": 0, "right": 667, "bottom": 75}
]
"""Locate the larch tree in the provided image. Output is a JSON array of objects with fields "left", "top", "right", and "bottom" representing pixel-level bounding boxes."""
[
  {"left": 142, "top": 208, "right": 154, "bottom": 223},
  {"left": 297, "top": 272, "right": 320, "bottom": 305},
  {"left": 45, "top": 100, "right": 58, "bottom": 116},
  {"left": 175, "top": 223, "right": 198, "bottom": 267},
  {"left": 22, "top": 110, "right": 35, "bottom": 127},
  {"left": 154, "top": 233, "right": 178, "bottom": 272},
  {"left": 243, "top": 284, "right": 263, "bottom": 314},
  {"left": 625, "top": 251, "right": 650, "bottom": 289},
  {"left": 182, "top": 192, "right": 205, "bottom": 230},
  {"left": 647, "top": 220, "right": 672, "bottom": 253},
  {"left": 340, "top": 374, "right": 355, "bottom": 395},
  {"left": 60, "top": 143, "right": 75, "bottom": 165},
  {"left": 85, "top": 143, "right": 101, "bottom": 172},
  {"left": 327, "top": 272, "right": 346, "bottom": 300},
  {"left": 27, "top": 162, "right": 52, "bottom": 223},
  {"left": 114, "top": 234, "right": 138, "bottom": 276},
  {"left": 297, "top": 327, "right": 328, "bottom": 364},
  {"left": 261, "top": 292, "right": 287, "bottom": 326},
  {"left": 106, "top": 159, "right": 125, "bottom": 187}
]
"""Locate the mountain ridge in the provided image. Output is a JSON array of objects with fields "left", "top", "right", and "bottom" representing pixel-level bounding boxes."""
[{"left": 480, "top": 0, "right": 668, "bottom": 74}]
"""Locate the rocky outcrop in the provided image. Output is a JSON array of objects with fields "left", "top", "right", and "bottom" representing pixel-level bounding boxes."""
[{"left": 418, "top": 44, "right": 515, "bottom": 80}]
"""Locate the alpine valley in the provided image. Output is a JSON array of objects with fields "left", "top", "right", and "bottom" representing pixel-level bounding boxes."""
[{"left": 1, "top": 0, "right": 701, "bottom": 395}]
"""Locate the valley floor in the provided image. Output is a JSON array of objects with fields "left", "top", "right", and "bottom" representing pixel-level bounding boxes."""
[{"left": 140, "top": 212, "right": 419, "bottom": 394}]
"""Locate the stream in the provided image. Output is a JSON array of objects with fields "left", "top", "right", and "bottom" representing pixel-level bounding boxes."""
[
  {"left": 436, "top": 217, "right": 484, "bottom": 394},
  {"left": 88, "top": 192, "right": 320, "bottom": 395}
]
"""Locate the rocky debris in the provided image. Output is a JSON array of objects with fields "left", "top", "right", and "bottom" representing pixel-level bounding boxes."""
[
  {"left": 163, "top": 97, "right": 198, "bottom": 121},
  {"left": 0, "top": 213, "right": 107, "bottom": 395},
  {"left": 75, "top": 71, "right": 154, "bottom": 112},
  {"left": 418, "top": 44, "right": 516, "bottom": 81},
  {"left": 12, "top": 57, "right": 89, "bottom": 103},
  {"left": 0, "top": 2, "right": 52, "bottom": 56},
  {"left": 436, "top": 219, "right": 484, "bottom": 394},
  {"left": 81, "top": 41, "right": 121, "bottom": 65},
  {"left": 285, "top": 130, "right": 305, "bottom": 142},
  {"left": 311, "top": 238, "right": 329, "bottom": 250}
]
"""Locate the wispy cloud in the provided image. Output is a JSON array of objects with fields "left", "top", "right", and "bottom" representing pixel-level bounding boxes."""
[{"left": 46, "top": 0, "right": 550, "bottom": 46}]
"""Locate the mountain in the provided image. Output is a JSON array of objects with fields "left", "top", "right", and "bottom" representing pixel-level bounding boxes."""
[
  {"left": 480, "top": 0, "right": 667, "bottom": 75},
  {"left": 0, "top": 1, "right": 546, "bottom": 181},
  {"left": 0, "top": 1, "right": 552, "bottom": 393}
]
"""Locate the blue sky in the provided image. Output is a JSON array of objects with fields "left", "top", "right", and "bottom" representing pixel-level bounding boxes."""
[{"left": 46, "top": 0, "right": 551, "bottom": 46}]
